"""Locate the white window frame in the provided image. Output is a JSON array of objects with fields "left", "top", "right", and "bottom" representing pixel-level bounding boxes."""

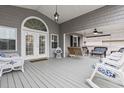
[
  {"left": 0, "top": 25, "right": 17, "bottom": 51},
  {"left": 51, "top": 34, "right": 59, "bottom": 49}
]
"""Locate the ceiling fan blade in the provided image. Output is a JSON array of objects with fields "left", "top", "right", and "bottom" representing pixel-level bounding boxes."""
[
  {"left": 86, "top": 34, "right": 111, "bottom": 38},
  {"left": 97, "top": 31, "right": 103, "bottom": 34}
]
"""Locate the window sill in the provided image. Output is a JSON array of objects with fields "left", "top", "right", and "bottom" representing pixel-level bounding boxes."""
[{"left": 0, "top": 50, "right": 17, "bottom": 53}]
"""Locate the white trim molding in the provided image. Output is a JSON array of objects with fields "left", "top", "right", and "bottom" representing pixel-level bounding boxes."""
[{"left": 63, "top": 33, "right": 66, "bottom": 58}]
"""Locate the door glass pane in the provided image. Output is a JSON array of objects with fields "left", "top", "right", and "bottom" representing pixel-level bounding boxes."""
[
  {"left": 39, "top": 35, "right": 45, "bottom": 54},
  {"left": 26, "top": 35, "right": 33, "bottom": 55}
]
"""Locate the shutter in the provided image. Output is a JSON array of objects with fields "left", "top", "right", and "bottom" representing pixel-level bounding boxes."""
[
  {"left": 70, "top": 35, "right": 73, "bottom": 47},
  {"left": 78, "top": 36, "right": 80, "bottom": 47}
]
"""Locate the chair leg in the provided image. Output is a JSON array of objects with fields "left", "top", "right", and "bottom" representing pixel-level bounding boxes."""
[
  {"left": 21, "top": 66, "right": 24, "bottom": 72},
  {"left": 89, "top": 67, "right": 98, "bottom": 80},
  {"left": 0, "top": 68, "right": 3, "bottom": 77}
]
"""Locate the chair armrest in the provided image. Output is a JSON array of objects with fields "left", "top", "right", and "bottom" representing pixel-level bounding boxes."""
[
  {"left": 87, "top": 50, "right": 89, "bottom": 54},
  {"left": 104, "top": 51, "right": 107, "bottom": 56},
  {"left": 111, "top": 51, "right": 118, "bottom": 54},
  {"left": 91, "top": 50, "right": 94, "bottom": 52}
]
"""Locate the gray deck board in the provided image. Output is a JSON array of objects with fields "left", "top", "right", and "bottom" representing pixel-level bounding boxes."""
[
  {"left": 0, "top": 57, "right": 123, "bottom": 88},
  {"left": 33, "top": 62, "right": 85, "bottom": 88},
  {"left": 12, "top": 71, "right": 23, "bottom": 88},
  {"left": 7, "top": 72, "right": 15, "bottom": 88},
  {"left": 25, "top": 65, "right": 46, "bottom": 88},
  {"left": 33, "top": 59, "right": 89, "bottom": 87},
  {"left": 0, "top": 77, "right": 2, "bottom": 88},
  {"left": 1, "top": 74, "right": 8, "bottom": 88},
  {"left": 22, "top": 70, "right": 39, "bottom": 88},
  {"left": 27, "top": 63, "right": 64, "bottom": 88},
  {"left": 25, "top": 64, "right": 56, "bottom": 88},
  {"left": 28, "top": 63, "right": 77, "bottom": 88},
  {"left": 17, "top": 71, "right": 31, "bottom": 88}
]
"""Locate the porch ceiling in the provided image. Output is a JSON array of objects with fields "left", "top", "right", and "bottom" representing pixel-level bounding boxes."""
[{"left": 16, "top": 5, "right": 104, "bottom": 24}]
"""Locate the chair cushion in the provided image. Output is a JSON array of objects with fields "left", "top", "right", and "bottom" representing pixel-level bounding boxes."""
[
  {"left": 0, "top": 52, "right": 6, "bottom": 57},
  {"left": 98, "top": 67, "right": 115, "bottom": 78},
  {"left": 119, "top": 48, "right": 124, "bottom": 53},
  {"left": 55, "top": 47, "right": 62, "bottom": 54},
  {"left": 10, "top": 61, "right": 17, "bottom": 65},
  {"left": 56, "top": 50, "right": 62, "bottom": 53},
  {"left": 92, "top": 64, "right": 115, "bottom": 78},
  {"left": 94, "top": 48, "right": 106, "bottom": 53},
  {"left": 5, "top": 53, "right": 19, "bottom": 57},
  {"left": 92, "top": 51, "right": 103, "bottom": 54}
]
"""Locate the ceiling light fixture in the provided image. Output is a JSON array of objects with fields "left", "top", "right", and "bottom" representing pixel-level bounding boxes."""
[
  {"left": 54, "top": 5, "right": 59, "bottom": 22},
  {"left": 93, "top": 28, "right": 98, "bottom": 35}
]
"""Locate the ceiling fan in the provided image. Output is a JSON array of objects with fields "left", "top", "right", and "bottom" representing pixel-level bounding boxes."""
[
  {"left": 82, "top": 28, "right": 111, "bottom": 38},
  {"left": 93, "top": 28, "right": 103, "bottom": 35},
  {"left": 83, "top": 28, "right": 103, "bottom": 36}
]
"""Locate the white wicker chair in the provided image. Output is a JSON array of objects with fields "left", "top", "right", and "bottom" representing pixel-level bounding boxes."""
[
  {"left": 0, "top": 61, "right": 12, "bottom": 77},
  {"left": 10, "top": 56, "right": 24, "bottom": 72},
  {"left": 0, "top": 53, "right": 24, "bottom": 77}
]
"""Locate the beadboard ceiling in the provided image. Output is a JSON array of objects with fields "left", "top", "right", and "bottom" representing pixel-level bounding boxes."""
[{"left": 17, "top": 5, "right": 104, "bottom": 24}]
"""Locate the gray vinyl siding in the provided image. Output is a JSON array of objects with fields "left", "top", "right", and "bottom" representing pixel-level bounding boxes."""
[
  {"left": 0, "top": 5, "right": 59, "bottom": 57},
  {"left": 1, "top": 5, "right": 124, "bottom": 58},
  {"left": 60, "top": 5, "right": 124, "bottom": 56}
]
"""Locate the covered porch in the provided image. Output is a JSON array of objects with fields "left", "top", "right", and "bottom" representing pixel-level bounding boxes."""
[{"left": 0, "top": 57, "right": 122, "bottom": 88}]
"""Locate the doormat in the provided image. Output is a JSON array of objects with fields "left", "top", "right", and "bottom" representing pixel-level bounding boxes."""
[{"left": 30, "top": 58, "right": 48, "bottom": 63}]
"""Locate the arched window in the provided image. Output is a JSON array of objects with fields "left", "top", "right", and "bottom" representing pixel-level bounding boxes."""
[{"left": 24, "top": 18, "right": 47, "bottom": 31}]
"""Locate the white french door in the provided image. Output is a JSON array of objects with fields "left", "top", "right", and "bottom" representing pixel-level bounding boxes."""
[
  {"left": 21, "top": 29, "right": 48, "bottom": 60},
  {"left": 37, "top": 33, "right": 47, "bottom": 57}
]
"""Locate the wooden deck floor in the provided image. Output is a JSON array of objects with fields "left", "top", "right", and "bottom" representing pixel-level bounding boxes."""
[{"left": 0, "top": 56, "right": 123, "bottom": 88}]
